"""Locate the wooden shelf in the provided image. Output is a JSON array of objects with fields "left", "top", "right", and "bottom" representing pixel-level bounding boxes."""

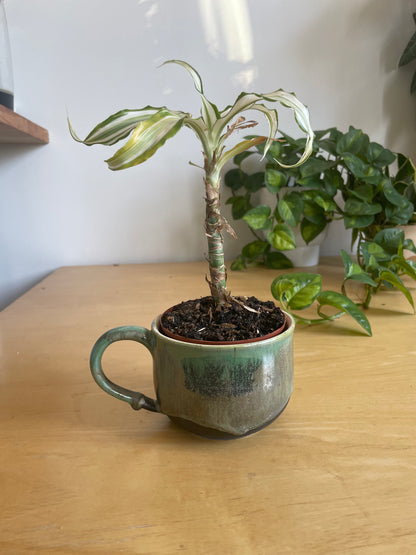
[{"left": 0, "top": 105, "right": 49, "bottom": 144}]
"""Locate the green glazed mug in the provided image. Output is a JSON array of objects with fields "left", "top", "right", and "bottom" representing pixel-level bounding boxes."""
[{"left": 90, "top": 313, "right": 295, "bottom": 439}]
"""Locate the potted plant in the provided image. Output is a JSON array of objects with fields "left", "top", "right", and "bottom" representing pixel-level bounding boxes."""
[
  {"left": 69, "top": 60, "right": 315, "bottom": 438},
  {"left": 227, "top": 126, "right": 416, "bottom": 312},
  {"left": 225, "top": 130, "right": 338, "bottom": 269}
]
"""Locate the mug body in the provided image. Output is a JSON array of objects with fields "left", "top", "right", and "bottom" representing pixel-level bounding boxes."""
[{"left": 152, "top": 314, "right": 295, "bottom": 438}]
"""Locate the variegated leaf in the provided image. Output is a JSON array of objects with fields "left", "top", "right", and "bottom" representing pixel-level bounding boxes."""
[
  {"left": 213, "top": 90, "right": 313, "bottom": 166},
  {"left": 162, "top": 59, "right": 220, "bottom": 130},
  {"left": 69, "top": 107, "right": 166, "bottom": 146},
  {"left": 105, "top": 109, "right": 186, "bottom": 170}
]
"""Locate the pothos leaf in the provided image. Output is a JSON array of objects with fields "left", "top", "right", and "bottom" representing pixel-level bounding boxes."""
[
  {"left": 267, "top": 224, "right": 296, "bottom": 250},
  {"left": 341, "top": 250, "right": 377, "bottom": 286},
  {"left": 271, "top": 272, "right": 322, "bottom": 310},
  {"left": 317, "top": 291, "right": 372, "bottom": 336},
  {"left": 378, "top": 270, "right": 415, "bottom": 311}
]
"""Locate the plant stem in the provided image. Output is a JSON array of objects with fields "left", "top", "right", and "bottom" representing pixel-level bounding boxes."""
[{"left": 204, "top": 162, "right": 229, "bottom": 306}]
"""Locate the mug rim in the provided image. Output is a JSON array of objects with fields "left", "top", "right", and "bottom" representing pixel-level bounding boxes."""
[{"left": 152, "top": 311, "right": 295, "bottom": 349}]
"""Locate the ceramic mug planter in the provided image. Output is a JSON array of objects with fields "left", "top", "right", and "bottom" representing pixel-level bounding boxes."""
[{"left": 90, "top": 312, "right": 295, "bottom": 439}]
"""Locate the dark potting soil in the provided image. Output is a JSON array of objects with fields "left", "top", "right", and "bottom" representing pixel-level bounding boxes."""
[{"left": 160, "top": 296, "right": 285, "bottom": 342}]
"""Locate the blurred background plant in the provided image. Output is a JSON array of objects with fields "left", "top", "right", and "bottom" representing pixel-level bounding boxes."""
[
  {"left": 225, "top": 126, "right": 416, "bottom": 311},
  {"left": 399, "top": 12, "right": 416, "bottom": 94}
]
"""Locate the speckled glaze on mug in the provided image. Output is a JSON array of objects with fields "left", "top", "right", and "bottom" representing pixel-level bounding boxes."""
[{"left": 90, "top": 312, "right": 295, "bottom": 439}]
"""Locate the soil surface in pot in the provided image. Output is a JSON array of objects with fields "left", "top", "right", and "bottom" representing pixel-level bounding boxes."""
[{"left": 160, "top": 296, "right": 285, "bottom": 342}]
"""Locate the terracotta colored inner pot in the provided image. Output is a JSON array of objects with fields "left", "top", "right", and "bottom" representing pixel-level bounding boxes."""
[{"left": 159, "top": 307, "right": 287, "bottom": 345}]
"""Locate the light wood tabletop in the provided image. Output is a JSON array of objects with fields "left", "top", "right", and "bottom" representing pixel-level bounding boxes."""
[{"left": 0, "top": 258, "right": 415, "bottom": 554}]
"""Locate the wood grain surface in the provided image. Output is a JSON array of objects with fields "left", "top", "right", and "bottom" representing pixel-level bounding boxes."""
[{"left": 0, "top": 258, "right": 415, "bottom": 554}]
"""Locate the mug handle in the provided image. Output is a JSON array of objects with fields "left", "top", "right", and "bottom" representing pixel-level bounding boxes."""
[{"left": 90, "top": 325, "right": 160, "bottom": 412}]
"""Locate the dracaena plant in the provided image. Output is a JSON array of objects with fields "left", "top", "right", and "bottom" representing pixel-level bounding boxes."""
[{"left": 69, "top": 60, "right": 313, "bottom": 306}]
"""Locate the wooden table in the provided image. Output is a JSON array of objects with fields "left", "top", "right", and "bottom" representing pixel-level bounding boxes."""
[{"left": 1, "top": 259, "right": 415, "bottom": 553}]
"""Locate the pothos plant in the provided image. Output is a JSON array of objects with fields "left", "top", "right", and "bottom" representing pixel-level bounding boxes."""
[
  {"left": 225, "top": 126, "right": 416, "bottom": 325},
  {"left": 69, "top": 60, "right": 314, "bottom": 308}
]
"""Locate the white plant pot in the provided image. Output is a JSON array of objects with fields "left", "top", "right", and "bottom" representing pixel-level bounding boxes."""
[
  {"left": 259, "top": 186, "right": 328, "bottom": 267},
  {"left": 283, "top": 225, "right": 328, "bottom": 267}
]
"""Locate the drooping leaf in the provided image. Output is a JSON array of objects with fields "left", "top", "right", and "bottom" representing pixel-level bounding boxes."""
[
  {"left": 271, "top": 272, "right": 322, "bottom": 310},
  {"left": 317, "top": 290, "right": 372, "bottom": 336},
  {"left": 213, "top": 89, "right": 314, "bottom": 166},
  {"left": 379, "top": 270, "right": 415, "bottom": 310},
  {"left": 68, "top": 107, "right": 172, "bottom": 146},
  {"left": 105, "top": 109, "right": 186, "bottom": 170},
  {"left": 162, "top": 59, "right": 219, "bottom": 129}
]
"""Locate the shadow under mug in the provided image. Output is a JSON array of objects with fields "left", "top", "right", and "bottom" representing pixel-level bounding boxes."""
[{"left": 90, "top": 313, "right": 295, "bottom": 439}]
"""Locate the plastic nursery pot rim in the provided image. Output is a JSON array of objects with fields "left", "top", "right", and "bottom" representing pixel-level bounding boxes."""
[{"left": 159, "top": 308, "right": 288, "bottom": 346}]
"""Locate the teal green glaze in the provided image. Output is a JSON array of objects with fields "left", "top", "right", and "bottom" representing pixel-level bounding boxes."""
[
  {"left": 90, "top": 313, "right": 295, "bottom": 437},
  {"left": 90, "top": 326, "right": 159, "bottom": 412}
]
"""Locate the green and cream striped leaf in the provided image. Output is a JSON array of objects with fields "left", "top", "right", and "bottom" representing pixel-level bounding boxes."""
[
  {"left": 212, "top": 90, "right": 313, "bottom": 166},
  {"left": 105, "top": 109, "right": 186, "bottom": 170},
  {"left": 162, "top": 59, "right": 219, "bottom": 130},
  {"left": 68, "top": 107, "right": 168, "bottom": 146},
  {"left": 249, "top": 104, "right": 278, "bottom": 157}
]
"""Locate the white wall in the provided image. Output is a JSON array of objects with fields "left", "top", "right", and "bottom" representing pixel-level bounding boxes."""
[{"left": 1, "top": 0, "right": 416, "bottom": 309}]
